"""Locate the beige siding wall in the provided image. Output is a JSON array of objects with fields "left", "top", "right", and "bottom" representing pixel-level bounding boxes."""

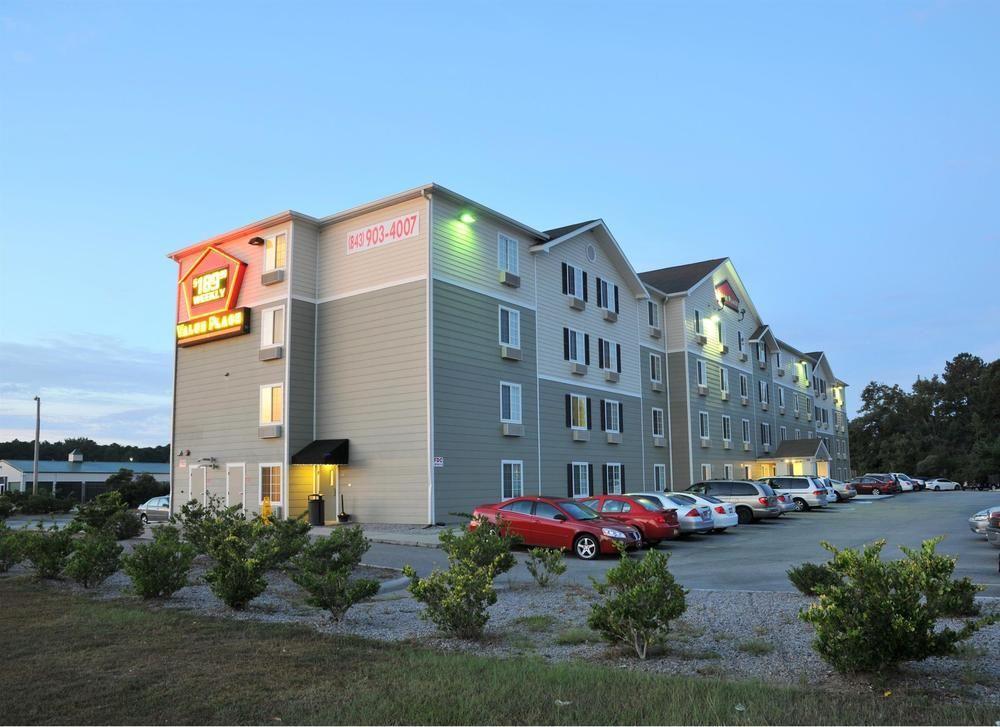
[
  {"left": 664, "top": 298, "right": 686, "bottom": 351},
  {"left": 291, "top": 218, "right": 320, "bottom": 299},
  {"left": 314, "top": 280, "right": 428, "bottom": 524}
]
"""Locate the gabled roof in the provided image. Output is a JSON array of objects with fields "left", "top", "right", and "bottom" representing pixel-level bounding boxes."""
[
  {"left": 770, "top": 439, "right": 831, "bottom": 460},
  {"left": 542, "top": 220, "right": 599, "bottom": 240},
  {"left": 749, "top": 324, "right": 770, "bottom": 342},
  {"left": 638, "top": 258, "right": 728, "bottom": 296},
  {"left": 1, "top": 460, "right": 170, "bottom": 475}
]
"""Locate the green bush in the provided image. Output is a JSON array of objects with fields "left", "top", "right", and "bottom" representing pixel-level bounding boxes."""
[
  {"left": 588, "top": 547, "right": 687, "bottom": 659},
  {"left": 291, "top": 527, "right": 379, "bottom": 620},
  {"left": 74, "top": 491, "right": 142, "bottom": 540},
  {"left": 260, "top": 515, "right": 311, "bottom": 566},
  {"left": 171, "top": 496, "right": 247, "bottom": 554},
  {"left": 787, "top": 561, "right": 842, "bottom": 596},
  {"left": 122, "top": 525, "right": 196, "bottom": 599},
  {"left": 900, "top": 538, "right": 982, "bottom": 616},
  {"left": 64, "top": 530, "right": 122, "bottom": 588},
  {"left": 0, "top": 495, "right": 15, "bottom": 519},
  {"left": 14, "top": 493, "right": 75, "bottom": 515},
  {"left": 21, "top": 526, "right": 74, "bottom": 579},
  {"left": 800, "top": 538, "right": 995, "bottom": 674},
  {"left": 404, "top": 516, "right": 518, "bottom": 639},
  {"left": 204, "top": 521, "right": 279, "bottom": 610},
  {"left": 115, "top": 476, "right": 169, "bottom": 508},
  {"left": 0, "top": 522, "right": 26, "bottom": 572},
  {"left": 525, "top": 547, "right": 567, "bottom": 587}
]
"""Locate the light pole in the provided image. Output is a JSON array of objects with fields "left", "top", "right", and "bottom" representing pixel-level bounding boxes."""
[{"left": 32, "top": 396, "right": 40, "bottom": 496}]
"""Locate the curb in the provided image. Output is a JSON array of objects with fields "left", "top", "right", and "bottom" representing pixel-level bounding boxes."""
[
  {"left": 377, "top": 576, "right": 411, "bottom": 594},
  {"left": 366, "top": 536, "right": 442, "bottom": 550}
]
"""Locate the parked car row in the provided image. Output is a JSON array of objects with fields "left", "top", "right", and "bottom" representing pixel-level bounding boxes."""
[{"left": 968, "top": 504, "right": 1000, "bottom": 550}]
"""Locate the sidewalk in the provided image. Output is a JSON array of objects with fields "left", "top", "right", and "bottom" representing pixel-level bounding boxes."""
[{"left": 310, "top": 523, "right": 447, "bottom": 549}]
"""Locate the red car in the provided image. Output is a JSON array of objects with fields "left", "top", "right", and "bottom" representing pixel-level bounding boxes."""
[
  {"left": 471, "top": 496, "right": 642, "bottom": 560},
  {"left": 579, "top": 494, "right": 680, "bottom": 546},
  {"left": 849, "top": 475, "right": 899, "bottom": 495}
]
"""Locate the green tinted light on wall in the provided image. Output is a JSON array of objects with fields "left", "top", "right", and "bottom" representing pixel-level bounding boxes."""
[{"left": 459, "top": 211, "right": 476, "bottom": 224}]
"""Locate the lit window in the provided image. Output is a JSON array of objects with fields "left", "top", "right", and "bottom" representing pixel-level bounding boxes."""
[
  {"left": 572, "top": 462, "right": 590, "bottom": 497},
  {"left": 260, "top": 384, "right": 283, "bottom": 425},
  {"left": 604, "top": 463, "right": 622, "bottom": 494},
  {"left": 264, "top": 233, "right": 287, "bottom": 272},
  {"left": 699, "top": 411, "right": 710, "bottom": 439},
  {"left": 501, "top": 460, "right": 523, "bottom": 499},
  {"left": 500, "top": 382, "right": 522, "bottom": 424},
  {"left": 569, "top": 394, "right": 589, "bottom": 430},
  {"left": 261, "top": 306, "right": 285, "bottom": 348},
  {"left": 260, "top": 464, "right": 282, "bottom": 504},
  {"left": 651, "top": 408, "right": 665, "bottom": 438},
  {"left": 603, "top": 400, "right": 622, "bottom": 433},
  {"left": 499, "top": 306, "right": 520, "bottom": 347},
  {"left": 498, "top": 233, "right": 519, "bottom": 275},
  {"left": 652, "top": 464, "right": 666, "bottom": 491}
]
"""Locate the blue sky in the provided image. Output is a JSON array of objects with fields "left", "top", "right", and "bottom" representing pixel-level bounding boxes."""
[{"left": 1, "top": 1, "right": 998, "bottom": 445}]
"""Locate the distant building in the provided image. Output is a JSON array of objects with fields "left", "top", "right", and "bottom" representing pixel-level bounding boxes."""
[{"left": 0, "top": 449, "right": 170, "bottom": 500}]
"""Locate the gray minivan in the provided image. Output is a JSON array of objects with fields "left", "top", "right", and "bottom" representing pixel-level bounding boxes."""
[
  {"left": 760, "top": 476, "right": 829, "bottom": 511},
  {"left": 686, "top": 480, "right": 781, "bottom": 524}
]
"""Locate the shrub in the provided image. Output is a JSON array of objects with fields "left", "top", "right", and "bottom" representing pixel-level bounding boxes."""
[
  {"left": 122, "top": 525, "right": 196, "bottom": 599},
  {"left": 0, "top": 522, "right": 26, "bottom": 572},
  {"left": 21, "top": 526, "right": 74, "bottom": 579},
  {"left": 0, "top": 496, "right": 15, "bottom": 519},
  {"left": 588, "top": 546, "right": 687, "bottom": 659},
  {"left": 171, "top": 496, "right": 247, "bottom": 554},
  {"left": 525, "top": 547, "right": 567, "bottom": 587},
  {"left": 203, "top": 522, "right": 279, "bottom": 609},
  {"left": 439, "top": 515, "right": 520, "bottom": 572},
  {"left": 290, "top": 527, "right": 379, "bottom": 620},
  {"left": 74, "top": 491, "right": 142, "bottom": 540},
  {"left": 800, "top": 539, "right": 995, "bottom": 674},
  {"left": 900, "top": 537, "right": 982, "bottom": 616},
  {"left": 64, "top": 530, "right": 122, "bottom": 588},
  {"left": 787, "top": 561, "right": 841, "bottom": 596},
  {"left": 15, "top": 493, "right": 75, "bottom": 515},
  {"left": 115, "top": 476, "right": 169, "bottom": 508},
  {"left": 259, "top": 515, "right": 311, "bottom": 566}
]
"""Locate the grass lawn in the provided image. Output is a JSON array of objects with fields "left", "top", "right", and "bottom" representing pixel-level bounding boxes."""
[{"left": 0, "top": 577, "right": 995, "bottom": 726}]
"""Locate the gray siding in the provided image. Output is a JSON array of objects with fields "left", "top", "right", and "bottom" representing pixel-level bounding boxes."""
[
  {"left": 288, "top": 299, "right": 316, "bottom": 455},
  {"left": 667, "top": 351, "right": 691, "bottom": 488},
  {"left": 687, "top": 353, "right": 754, "bottom": 482},
  {"left": 639, "top": 344, "right": 670, "bottom": 490},
  {"left": 431, "top": 281, "right": 538, "bottom": 521}
]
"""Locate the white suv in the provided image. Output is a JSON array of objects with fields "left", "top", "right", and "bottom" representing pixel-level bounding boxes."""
[{"left": 760, "top": 476, "right": 829, "bottom": 511}]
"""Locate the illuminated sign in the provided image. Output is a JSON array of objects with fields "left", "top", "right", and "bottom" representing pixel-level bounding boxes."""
[
  {"left": 715, "top": 280, "right": 740, "bottom": 312},
  {"left": 176, "top": 245, "right": 249, "bottom": 346},
  {"left": 347, "top": 212, "right": 420, "bottom": 255}
]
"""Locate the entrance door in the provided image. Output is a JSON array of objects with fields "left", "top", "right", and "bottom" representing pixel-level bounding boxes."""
[
  {"left": 189, "top": 467, "right": 207, "bottom": 505},
  {"left": 226, "top": 464, "right": 245, "bottom": 509}
]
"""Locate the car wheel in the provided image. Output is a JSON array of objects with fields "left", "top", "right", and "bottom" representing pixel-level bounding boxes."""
[
  {"left": 574, "top": 534, "right": 599, "bottom": 560},
  {"left": 139, "top": 513, "right": 148, "bottom": 524},
  {"left": 793, "top": 498, "right": 808, "bottom": 512},
  {"left": 736, "top": 506, "right": 753, "bottom": 525},
  {"left": 872, "top": 488, "right": 881, "bottom": 496},
  {"left": 835, "top": 493, "right": 844, "bottom": 502},
  {"left": 934, "top": 486, "right": 940, "bottom": 491}
]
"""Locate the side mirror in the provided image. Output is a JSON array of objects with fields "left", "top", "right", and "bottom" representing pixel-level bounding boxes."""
[{"left": 553, "top": 513, "right": 567, "bottom": 521}]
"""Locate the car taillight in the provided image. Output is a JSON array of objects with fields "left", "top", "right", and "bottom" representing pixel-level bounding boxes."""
[
  {"left": 663, "top": 511, "right": 678, "bottom": 524},
  {"left": 714, "top": 505, "right": 726, "bottom": 514},
  {"left": 758, "top": 497, "right": 769, "bottom": 505},
  {"left": 686, "top": 509, "right": 700, "bottom": 518},
  {"left": 813, "top": 490, "right": 825, "bottom": 495}
]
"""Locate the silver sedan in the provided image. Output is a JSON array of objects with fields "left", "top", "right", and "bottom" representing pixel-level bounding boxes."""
[
  {"left": 640, "top": 492, "right": 714, "bottom": 534},
  {"left": 968, "top": 506, "right": 1000, "bottom": 536}
]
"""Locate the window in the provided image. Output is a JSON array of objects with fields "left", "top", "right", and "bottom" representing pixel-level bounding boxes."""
[
  {"left": 501, "top": 499, "right": 533, "bottom": 514},
  {"left": 647, "top": 300, "right": 660, "bottom": 328},
  {"left": 723, "top": 464, "right": 734, "bottom": 479},
  {"left": 756, "top": 341, "right": 767, "bottom": 363},
  {"left": 739, "top": 373, "right": 749, "bottom": 398},
  {"left": 562, "top": 263, "right": 586, "bottom": 300},
  {"left": 701, "top": 463, "right": 712, "bottom": 481},
  {"left": 720, "top": 367, "right": 729, "bottom": 393},
  {"left": 260, "top": 384, "right": 283, "bottom": 425},
  {"left": 699, "top": 411, "right": 710, "bottom": 439},
  {"left": 758, "top": 380, "right": 769, "bottom": 405},
  {"left": 737, "top": 330, "right": 745, "bottom": 353},
  {"left": 261, "top": 306, "right": 285, "bottom": 348},
  {"left": 499, "top": 306, "right": 520, "bottom": 347},
  {"left": 260, "top": 464, "right": 282, "bottom": 504},
  {"left": 563, "top": 328, "right": 588, "bottom": 364},
  {"left": 780, "top": 426, "right": 787, "bottom": 442},
  {"left": 497, "top": 233, "right": 519, "bottom": 275},
  {"left": 649, "top": 354, "right": 663, "bottom": 383},
  {"left": 596, "top": 277, "right": 619, "bottom": 313},
  {"left": 793, "top": 394, "right": 800, "bottom": 413},
  {"left": 598, "top": 338, "right": 621, "bottom": 372},
  {"left": 604, "top": 464, "right": 622, "bottom": 494},
  {"left": 651, "top": 408, "right": 665, "bottom": 438},
  {"left": 795, "top": 429, "right": 801, "bottom": 439},
  {"left": 568, "top": 393, "right": 589, "bottom": 430},
  {"left": 536, "top": 502, "right": 561, "bottom": 519},
  {"left": 722, "top": 415, "right": 732, "bottom": 442},
  {"left": 500, "top": 382, "right": 522, "bottom": 424},
  {"left": 572, "top": 462, "right": 590, "bottom": 497},
  {"left": 742, "top": 418, "right": 751, "bottom": 443},
  {"left": 777, "top": 386, "right": 785, "bottom": 408},
  {"left": 652, "top": 464, "right": 667, "bottom": 491},
  {"left": 775, "top": 350, "right": 783, "bottom": 369},
  {"left": 696, "top": 359, "right": 707, "bottom": 387},
  {"left": 602, "top": 400, "right": 623, "bottom": 433},
  {"left": 501, "top": 460, "right": 523, "bottom": 499},
  {"left": 264, "top": 233, "right": 287, "bottom": 272},
  {"left": 760, "top": 422, "right": 772, "bottom": 446},
  {"left": 716, "top": 318, "right": 725, "bottom": 345},
  {"left": 694, "top": 310, "right": 703, "bottom": 334}
]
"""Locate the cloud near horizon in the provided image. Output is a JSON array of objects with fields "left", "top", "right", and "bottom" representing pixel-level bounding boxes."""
[{"left": 0, "top": 335, "right": 172, "bottom": 446}]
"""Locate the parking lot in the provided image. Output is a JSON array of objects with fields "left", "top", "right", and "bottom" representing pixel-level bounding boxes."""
[{"left": 366, "top": 491, "right": 1000, "bottom": 596}]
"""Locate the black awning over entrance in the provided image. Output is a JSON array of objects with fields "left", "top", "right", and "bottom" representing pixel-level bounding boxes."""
[{"left": 291, "top": 439, "right": 349, "bottom": 466}]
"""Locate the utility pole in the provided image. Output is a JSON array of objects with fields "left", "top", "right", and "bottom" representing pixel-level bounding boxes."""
[{"left": 32, "top": 396, "right": 40, "bottom": 496}]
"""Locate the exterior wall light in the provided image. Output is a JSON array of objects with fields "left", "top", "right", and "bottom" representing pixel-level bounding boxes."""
[
  {"left": 459, "top": 211, "right": 476, "bottom": 224},
  {"left": 248, "top": 236, "right": 266, "bottom": 246}
]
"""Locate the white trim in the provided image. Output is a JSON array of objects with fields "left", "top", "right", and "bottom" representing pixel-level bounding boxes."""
[
  {"left": 263, "top": 230, "right": 289, "bottom": 273},
  {"left": 498, "top": 305, "right": 521, "bottom": 347},
  {"left": 298, "top": 274, "right": 429, "bottom": 306},
  {"left": 500, "top": 459, "right": 524, "bottom": 500},
  {"left": 698, "top": 410, "right": 710, "bottom": 439},
  {"left": 225, "top": 462, "right": 245, "bottom": 509},
  {"left": 260, "top": 304, "right": 285, "bottom": 348},
  {"left": 426, "top": 192, "right": 435, "bottom": 525},
  {"left": 652, "top": 463, "right": 667, "bottom": 492},
  {"left": 603, "top": 399, "right": 622, "bottom": 433},
  {"left": 649, "top": 352, "right": 663, "bottom": 384},
  {"left": 282, "top": 220, "right": 294, "bottom": 511},
  {"left": 721, "top": 415, "right": 732, "bottom": 442},
  {"left": 651, "top": 407, "right": 665, "bottom": 438},
  {"left": 569, "top": 393, "right": 589, "bottom": 431},
  {"left": 499, "top": 381, "right": 523, "bottom": 424},
  {"left": 259, "top": 382, "right": 284, "bottom": 425},
  {"left": 537, "top": 374, "right": 640, "bottom": 398},
  {"left": 433, "top": 273, "right": 537, "bottom": 310},
  {"left": 534, "top": 252, "right": 542, "bottom": 495},
  {"left": 605, "top": 462, "right": 623, "bottom": 494},
  {"left": 497, "top": 232, "right": 519, "bottom": 276},
  {"left": 571, "top": 461, "right": 590, "bottom": 498},
  {"left": 258, "top": 462, "right": 283, "bottom": 506}
]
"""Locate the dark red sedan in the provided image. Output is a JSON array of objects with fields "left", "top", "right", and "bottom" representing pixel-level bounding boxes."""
[
  {"left": 849, "top": 475, "right": 899, "bottom": 495},
  {"left": 471, "top": 496, "right": 642, "bottom": 560},
  {"left": 579, "top": 494, "right": 680, "bottom": 546}
]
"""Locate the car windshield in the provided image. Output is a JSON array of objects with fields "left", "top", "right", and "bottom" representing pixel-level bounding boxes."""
[
  {"left": 560, "top": 502, "right": 599, "bottom": 520},
  {"left": 631, "top": 496, "right": 663, "bottom": 511},
  {"left": 757, "top": 482, "right": 776, "bottom": 497}
]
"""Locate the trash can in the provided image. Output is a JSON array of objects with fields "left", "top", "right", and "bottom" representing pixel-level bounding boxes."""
[{"left": 307, "top": 493, "right": 325, "bottom": 526}]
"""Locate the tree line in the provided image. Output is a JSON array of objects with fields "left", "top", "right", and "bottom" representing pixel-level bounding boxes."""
[
  {"left": 0, "top": 437, "right": 169, "bottom": 464},
  {"left": 848, "top": 353, "right": 1000, "bottom": 484}
]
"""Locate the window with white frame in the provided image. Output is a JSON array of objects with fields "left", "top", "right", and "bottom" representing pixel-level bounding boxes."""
[
  {"left": 795, "top": 429, "right": 801, "bottom": 439},
  {"left": 598, "top": 338, "right": 621, "bottom": 372},
  {"left": 264, "top": 233, "right": 287, "bottom": 272},
  {"left": 758, "top": 380, "right": 769, "bottom": 405},
  {"left": 780, "top": 425, "right": 787, "bottom": 442},
  {"left": 777, "top": 386, "right": 785, "bottom": 408},
  {"left": 569, "top": 394, "right": 589, "bottom": 430},
  {"left": 756, "top": 341, "right": 767, "bottom": 363},
  {"left": 497, "top": 233, "right": 519, "bottom": 275},
  {"left": 500, "top": 382, "right": 522, "bottom": 424},
  {"left": 603, "top": 400, "right": 622, "bottom": 433},
  {"left": 563, "top": 263, "right": 585, "bottom": 298},
  {"left": 737, "top": 330, "right": 745, "bottom": 353},
  {"left": 696, "top": 359, "right": 707, "bottom": 387},
  {"left": 649, "top": 353, "right": 663, "bottom": 383},
  {"left": 261, "top": 306, "right": 285, "bottom": 348},
  {"left": 793, "top": 394, "right": 800, "bottom": 413},
  {"left": 652, "top": 464, "right": 666, "bottom": 491},
  {"left": 694, "top": 310, "right": 703, "bottom": 334},
  {"left": 260, "top": 464, "right": 282, "bottom": 504},
  {"left": 700, "top": 463, "right": 712, "bottom": 481},
  {"left": 741, "top": 418, "right": 751, "bottom": 443},
  {"left": 501, "top": 460, "right": 523, "bottom": 499},
  {"left": 740, "top": 373, "right": 749, "bottom": 398},
  {"left": 723, "top": 464, "right": 734, "bottom": 479},
  {"left": 647, "top": 300, "right": 660, "bottom": 328},
  {"left": 596, "top": 278, "right": 619, "bottom": 313},
  {"left": 699, "top": 411, "right": 710, "bottom": 439},
  {"left": 563, "top": 327, "right": 587, "bottom": 364},
  {"left": 716, "top": 318, "right": 725, "bottom": 346},
  {"left": 499, "top": 306, "right": 520, "bottom": 347},
  {"left": 572, "top": 462, "right": 590, "bottom": 497},
  {"left": 260, "top": 384, "right": 283, "bottom": 425},
  {"left": 720, "top": 367, "right": 729, "bottom": 393},
  {"left": 651, "top": 408, "right": 665, "bottom": 438},
  {"left": 604, "top": 463, "right": 622, "bottom": 494},
  {"left": 760, "top": 422, "right": 772, "bottom": 446},
  {"left": 722, "top": 415, "right": 732, "bottom": 442}
]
